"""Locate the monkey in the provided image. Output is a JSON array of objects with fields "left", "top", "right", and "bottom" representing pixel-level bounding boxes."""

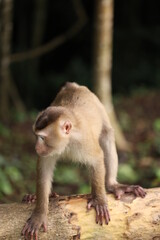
[{"left": 22, "top": 82, "right": 146, "bottom": 239}]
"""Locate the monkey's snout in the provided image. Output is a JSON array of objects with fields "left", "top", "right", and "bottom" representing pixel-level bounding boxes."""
[{"left": 35, "top": 144, "right": 45, "bottom": 156}]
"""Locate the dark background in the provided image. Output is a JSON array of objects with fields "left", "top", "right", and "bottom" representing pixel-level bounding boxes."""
[{"left": 11, "top": 0, "right": 160, "bottom": 108}]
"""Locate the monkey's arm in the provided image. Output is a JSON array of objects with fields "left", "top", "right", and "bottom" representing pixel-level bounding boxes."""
[
  {"left": 22, "top": 157, "right": 55, "bottom": 240},
  {"left": 87, "top": 149, "right": 110, "bottom": 225}
]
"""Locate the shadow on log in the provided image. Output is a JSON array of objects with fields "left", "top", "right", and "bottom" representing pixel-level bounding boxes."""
[{"left": 0, "top": 188, "right": 160, "bottom": 239}]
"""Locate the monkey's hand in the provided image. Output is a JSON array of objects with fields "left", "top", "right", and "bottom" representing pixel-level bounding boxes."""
[
  {"left": 87, "top": 198, "right": 110, "bottom": 225},
  {"left": 109, "top": 184, "right": 146, "bottom": 200},
  {"left": 21, "top": 212, "right": 47, "bottom": 240}
]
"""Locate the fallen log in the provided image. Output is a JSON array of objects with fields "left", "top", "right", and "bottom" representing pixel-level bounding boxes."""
[{"left": 0, "top": 188, "right": 160, "bottom": 239}]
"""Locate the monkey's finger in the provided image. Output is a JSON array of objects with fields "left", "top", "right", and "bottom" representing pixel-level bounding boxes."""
[
  {"left": 136, "top": 186, "right": 143, "bottom": 191},
  {"left": 31, "top": 195, "right": 37, "bottom": 203},
  {"left": 27, "top": 194, "right": 31, "bottom": 203},
  {"left": 115, "top": 189, "right": 124, "bottom": 199},
  {"left": 26, "top": 226, "right": 32, "bottom": 238},
  {"left": 140, "top": 189, "right": 146, "bottom": 197},
  {"left": 138, "top": 187, "right": 145, "bottom": 193},
  {"left": 134, "top": 189, "right": 140, "bottom": 197},
  {"left": 29, "top": 194, "right": 36, "bottom": 203},
  {"left": 30, "top": 229, "right": 35, "bottom": 240},
  {"left": 87, "top": 200, "right": 93, "bottom": 210},
  {"left": 28, "top": 195, "right": 32, "bottom": 202},
  {"left": 96, "top": 205, "right": 100, "bottom": 224},
  {"left": 99, "top": 206, "right": 104, "bottom": 225},
  {"left": 22, "top": 223, "right": 29, "bottom": 235},
  {"left": 35, "top": 229, "right": 38, "bottom": 240},
  {"left": 103, "top": 206, "right": 110, "bottom": 224},
  {"left": 136, "top": 187, "right": 146, "bottom": 198},
  {"left": 87, "top": 203, "right": 91, "bottom": 210},
  {"left": 42, "top": 223, "right": 47, "bottom": 232}
]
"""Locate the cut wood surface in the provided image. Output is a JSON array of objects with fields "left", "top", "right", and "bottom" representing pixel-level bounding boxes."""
[{"left": 0, "top": 188, "right": 160, "bottom": 239}]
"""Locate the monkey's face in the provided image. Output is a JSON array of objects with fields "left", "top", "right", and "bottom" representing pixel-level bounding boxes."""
[{"left": 34, "top": 120, "right": 72, "bottom": 157}]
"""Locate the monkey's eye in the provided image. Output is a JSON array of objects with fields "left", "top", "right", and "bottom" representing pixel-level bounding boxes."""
[{"left": 39, "top": 136, "right": 45, "bottom": 141}]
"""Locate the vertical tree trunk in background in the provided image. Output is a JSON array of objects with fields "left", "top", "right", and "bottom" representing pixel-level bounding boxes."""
[
  {"left": 32, "top": 0, "right": 47, "bottom": 50},
  {"left": 0, "top": 0, "right": 25, "bottom": 122},
  {"left": 27, "top": 0, "right": 48, "bottom": 105},
  {"left": 93, "top": 0, "right": 130, "bottom": 151},
  {"left": 0, "top": 0, "right": 13, "bottom": 120}
]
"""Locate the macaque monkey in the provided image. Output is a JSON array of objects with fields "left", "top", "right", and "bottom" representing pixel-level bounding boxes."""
[{"left": 22, "top": 82, "right": 146, "bottom": 239}]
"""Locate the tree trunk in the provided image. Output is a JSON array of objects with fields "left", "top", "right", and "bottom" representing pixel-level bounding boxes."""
[
  {"left": 0, "top": 0, "right": 25, "bottom": 122},
  {"left": 27, "top": 0, "right": 48, "bottom": 106},
  {"left": 93, "top": 0, "right": 131, "bottom": 152},
  {"left": 0, "top": 188, "right": 160, "bottom": 239}
]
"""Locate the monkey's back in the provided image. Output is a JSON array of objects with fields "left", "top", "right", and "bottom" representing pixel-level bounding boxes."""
[{"left": 53, "top": 82, "right": 111, "bottom": 131}]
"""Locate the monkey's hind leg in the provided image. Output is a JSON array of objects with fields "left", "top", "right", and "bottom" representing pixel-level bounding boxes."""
[
  {"left": 100, "top": 127, "right": 146, "bottom": 199},
  {"left": 22, "top": 192, "right": 59, "bottom": 203}
]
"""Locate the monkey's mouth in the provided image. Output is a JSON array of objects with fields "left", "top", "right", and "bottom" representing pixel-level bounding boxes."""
[{"left": 35, "top": 149, "right": 49, "bottom": 158}]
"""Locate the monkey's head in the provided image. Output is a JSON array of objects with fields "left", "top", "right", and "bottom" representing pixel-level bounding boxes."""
[{"left": 33, "top": 107, "right": 72, "bottom": 157}]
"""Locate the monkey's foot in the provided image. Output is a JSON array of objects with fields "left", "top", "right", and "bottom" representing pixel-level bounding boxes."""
[
  {"left": 22, "top": 192, "right": 59, "bottom": 203},
  {"left": 22, "top": 213, "right": 47, "bottom": 240},
  {"left": 110, "top": 184, "right": 146, "bottom": 200},
  {"left": 87, "top": 198, "right": 110, "bottom": 225},
  {"left": 22, "top": 194, "right": 37, "bottom": 203}
]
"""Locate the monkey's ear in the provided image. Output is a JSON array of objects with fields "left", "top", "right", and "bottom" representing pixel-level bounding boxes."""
[{"left": 61, "top": 121, "right": 72, "bottom": 135}]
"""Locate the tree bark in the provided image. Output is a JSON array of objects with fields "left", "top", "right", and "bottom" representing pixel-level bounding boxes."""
[
  {"left": 0, "top": 188, "right": 160, "bottom": 239},
  {"left": 93, "top": 0, "right": 131, "bottom": 152}
]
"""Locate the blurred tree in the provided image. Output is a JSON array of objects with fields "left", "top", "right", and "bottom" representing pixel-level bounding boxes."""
[
  {"left": 28, "top": 0, "right": 48, "bottom": 105},
  {"left": 93, "top": 0, "right": 130, "bottom": 151},
  {"left": 10, "top": 0, "right": 87, "bottom": 62},
  {"left": 0, "top": 0, "right": 25, "bottom": 122},
  {"left": 0, "top": 0, "right": 87, "bottom": 121}
]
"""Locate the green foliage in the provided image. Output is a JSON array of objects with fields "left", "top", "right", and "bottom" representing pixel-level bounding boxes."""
[
  {"left": 5, "top": 166, "right": 23, "bottom": 182},
  {"left": 0, "top": 122, "right": 11, "bottom": 138},
  {"left": 0, "top": 168, "right": 13, "bottom": 195},
  {"left": 153, "top": 118, "right": 160, "bottom": 132},
  {"left": 54, "top": 163, "right": 90, "bottom": 194},
  {"left": 153, "top": 118, "right": 160, "bottom": 154},
  {"left": 79, "top": 184, "right": 91, "bottom": 194},
  {"left": 0, "top": 155, "right": 23, "bottom": 196},
  {"left": 118, "top": 163, "right": 139, "bottom": 184},
  {"left": 0, "top": 155, "right": 13, "bottom": 195},
  {"left": 118, "top": 111, "right": 131, "bottom": 132},
  {"left": 54, "top": 165, "right": 81, "bottom": 184},
  {"left": 155, "top": 168, "right": 160, "bottom": 180}
]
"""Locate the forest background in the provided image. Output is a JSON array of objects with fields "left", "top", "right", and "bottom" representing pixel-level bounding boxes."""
[{"left": 0, "top": 0, "right": 160, "bottom": 203}]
